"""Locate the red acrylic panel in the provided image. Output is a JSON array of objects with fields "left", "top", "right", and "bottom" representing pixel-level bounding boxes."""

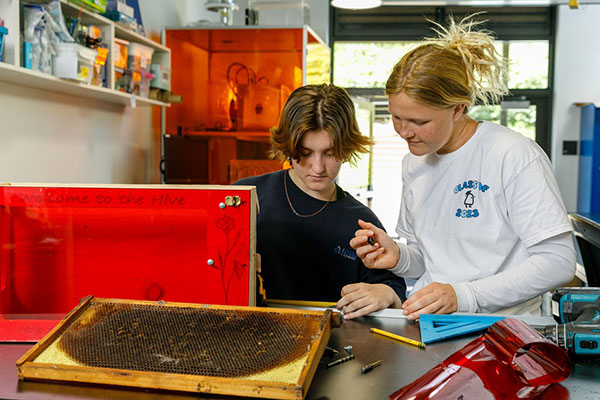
[
  {"left": 390, "top": 318, "right": 571, "bottom": 400},
  {"left": 0, "top": 317, "right": 60, "bottom": 342},
  {"left": 0, "top": 184, "right": 257, "bottom": 316}
]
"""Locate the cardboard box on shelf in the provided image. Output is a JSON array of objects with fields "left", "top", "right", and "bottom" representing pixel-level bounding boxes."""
[
  {"left": 128, "top": 42, "right": 153, "bottom": 71},
  {"left": 150, "top": 63, "right": 170, "bottom": 91}
]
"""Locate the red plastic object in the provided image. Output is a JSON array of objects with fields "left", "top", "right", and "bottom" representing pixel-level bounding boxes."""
[
  {"left": 390, "top": 318, "right": 571, "bottom": 400},
  {"left": 0, "top": 319, "right": 58, "bottom": 342},
  {"left": 0, "top": 185, "right": 256, "bottom": 322}
]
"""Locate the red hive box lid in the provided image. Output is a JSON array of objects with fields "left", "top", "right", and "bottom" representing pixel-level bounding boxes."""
[{"left": 0, "top": 184, "right": 257, "bottom": 325}]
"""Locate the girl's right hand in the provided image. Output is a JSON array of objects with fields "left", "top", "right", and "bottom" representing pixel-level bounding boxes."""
[{"left": 350, "top": 219, "right": 400, "bottom": 270}]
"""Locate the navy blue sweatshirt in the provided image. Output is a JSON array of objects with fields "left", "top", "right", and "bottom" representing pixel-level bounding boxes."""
[{"left": 234, "top": 169, "right": 407, "bottom": 303}]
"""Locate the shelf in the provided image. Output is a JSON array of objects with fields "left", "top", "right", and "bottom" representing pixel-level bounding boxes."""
[
  {"left": 0, "top": 62, "right": 169, "bottom": 107},
  {"left": 59, "top": 0, "right": 114, "bottom": 26},
  {"left": 0, "top": 0, "right": 171, "bottom": 107},
  {"left": 58, "top": 0, "right": 168, "bottom": 52},
  {"left": 114, "top": 24, "right": 169, "bottom": 52}
]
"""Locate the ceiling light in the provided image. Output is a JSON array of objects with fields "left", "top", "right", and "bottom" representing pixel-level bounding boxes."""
[{"left": 331, "top": 0, "right": 383, "bottom": 10}]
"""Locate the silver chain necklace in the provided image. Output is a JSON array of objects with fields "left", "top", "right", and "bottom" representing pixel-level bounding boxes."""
[{"left": 284, "top": 169, "right": 336, "bottom": 218}]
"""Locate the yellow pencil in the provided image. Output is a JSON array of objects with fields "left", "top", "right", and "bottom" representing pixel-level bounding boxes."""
[{"left": 370, "top": 327, "right": 426, "bottom": 349}]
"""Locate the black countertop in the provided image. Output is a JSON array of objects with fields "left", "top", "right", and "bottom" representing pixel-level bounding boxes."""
[{"left": 2, "top": 312, "right": 599, "bottom": 400}]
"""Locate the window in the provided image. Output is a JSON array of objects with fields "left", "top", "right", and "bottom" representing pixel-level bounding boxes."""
[
  {"left": 469, "top": 105, "right": 537, "bottom": 141},
  {"left": 502, "top": 41, "right": 549, "bottom": 89},
  {"left": 333, "top": 42, "right": 414, "bottom": 88}
]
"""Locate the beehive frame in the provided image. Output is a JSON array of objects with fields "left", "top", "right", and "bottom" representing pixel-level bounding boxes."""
[{"left": 16, "top": 296, "right": 342, "bottom": 399}]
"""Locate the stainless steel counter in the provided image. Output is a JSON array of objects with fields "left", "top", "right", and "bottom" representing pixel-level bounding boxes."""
[{"left": 1, "top": 312, "right": 599, "bottom": 400}]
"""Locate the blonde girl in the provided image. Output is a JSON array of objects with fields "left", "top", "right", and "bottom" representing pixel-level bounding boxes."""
[{"left": 351, "top": 15, "right": 575, "bottom": 319}]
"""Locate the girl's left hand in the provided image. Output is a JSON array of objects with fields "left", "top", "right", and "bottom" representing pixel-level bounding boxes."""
[
  {"left": 336, "top": 283, "right": 402, "bottom": 320},
  {"left": 401, "top": 282, "right": 458, "bottom": 320}
]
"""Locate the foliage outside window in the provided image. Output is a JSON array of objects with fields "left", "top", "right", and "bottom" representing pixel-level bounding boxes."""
[
  {"left": 333, "top": 42, "right": 414, "bottom": 88},
  {"left": 469, "top": 105, "right": 537, "bottom": 141},
  {"left": 499, "top": 41, "right": 549, "bottom": 89}
]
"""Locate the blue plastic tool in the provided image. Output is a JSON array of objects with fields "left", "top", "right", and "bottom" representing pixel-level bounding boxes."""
[
  {"left": 419, "top": 314, "right": 505, "bottom": 344},
  {"left": 0, "top": 25, "right": 7, "bottom": 62}
]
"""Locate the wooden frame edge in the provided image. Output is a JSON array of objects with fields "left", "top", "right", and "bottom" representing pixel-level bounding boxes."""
[
  {"left": 16, "top": 295, "right": 94, "bottom": 369},
  {"left": 16, "top": 297, "right": 336, "bottom": 399}
]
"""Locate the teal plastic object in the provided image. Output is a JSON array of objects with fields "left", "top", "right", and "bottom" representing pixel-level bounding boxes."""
[
  {"left": 419, "top": 314, "right": 505, "bottom": 344},
  {"left": 0, "top": 26, "right": 7, "bottom": 63}
]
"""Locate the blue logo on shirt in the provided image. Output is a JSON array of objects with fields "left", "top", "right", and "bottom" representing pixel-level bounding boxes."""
[
  {"left": 334, "top": 246, "right": 357, "bottom": 260},
  {"left": 453, "top": 179, "right": 490, "bottom": 218}
]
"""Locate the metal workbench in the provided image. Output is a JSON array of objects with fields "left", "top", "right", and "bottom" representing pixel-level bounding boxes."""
[{"left": 1, "top": 311, "right": 599, "bottom": 399}]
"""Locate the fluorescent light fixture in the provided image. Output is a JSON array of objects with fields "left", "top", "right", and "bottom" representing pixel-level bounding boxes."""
[{"left": 331, "top": 0, "right": 383, "bottom": 10}]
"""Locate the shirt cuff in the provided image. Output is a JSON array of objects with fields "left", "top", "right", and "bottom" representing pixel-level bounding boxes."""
[
  {"left": 389, "top": 242, "right": 409, "bottom": 276},
  {"left": 451, "top": 282, "right": 478, "bottom": 313}
]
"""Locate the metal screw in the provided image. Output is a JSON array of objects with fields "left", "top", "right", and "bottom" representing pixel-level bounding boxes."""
[
  {"left": 224, "top": 195, "right": 242, "bottom": 207},
  {"left": 326, "top": 354, "right": 354, "bottom": 368}
]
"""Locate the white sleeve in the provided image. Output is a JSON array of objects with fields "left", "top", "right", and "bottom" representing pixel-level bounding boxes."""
[
  {"left": 392, "top": 156, "right": 425, "bottom": 279},
  {"left": 390, "top": 240, "right": 426, "bottom": 279},
  {"left": 451, "top": 232, "right": 576, "bottom": 313}
]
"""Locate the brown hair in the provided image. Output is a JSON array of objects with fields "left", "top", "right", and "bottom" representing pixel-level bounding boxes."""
[
  {"left": 269, "top": 84, "right": 372, "bottom": 164},
  {"left": 386, "top": 14, "right": 508, "bottom": 109}
]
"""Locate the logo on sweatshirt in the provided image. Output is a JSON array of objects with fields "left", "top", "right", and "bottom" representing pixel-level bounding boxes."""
[
  {"left": 453, "top": 179, "right": 490, "bottom": 218},
  {"left": 334, "top": 246, "right": 357, "bottom": 260}
]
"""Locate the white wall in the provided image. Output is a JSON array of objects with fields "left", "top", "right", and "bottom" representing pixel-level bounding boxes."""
[
  {"left": 552, "top": 4, "right": 600, "bottom": 212},
  {"left": 306, "top": 0, "right": 329, "bottom": 44},
  {"left": 144, "top": 0, "right": 329, "bottom": 43},
  {"left": 0, "top": 78, "right": 161, "bottom": 184},
  {"left": 0, "top": 82, "right": 153, "bottom": 183},
  {"left": 214, "top": 0, "right": 329, "bottom": 43},
  {"left": 140, "top": 0, "right": 221, "bottom": 35}
]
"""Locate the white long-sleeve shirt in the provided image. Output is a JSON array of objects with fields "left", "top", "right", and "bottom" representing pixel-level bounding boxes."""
[{"left": 390, "top": 121, "right": 575, "bottom": 314}]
